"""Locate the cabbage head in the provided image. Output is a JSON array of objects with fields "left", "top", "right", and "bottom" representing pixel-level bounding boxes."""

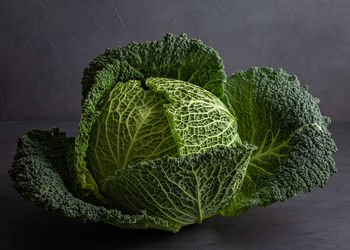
[{"left": 9, "top": 34, "right": 336, "bottom": 233}]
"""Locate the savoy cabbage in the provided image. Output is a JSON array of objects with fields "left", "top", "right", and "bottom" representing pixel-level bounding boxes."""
[{"left": 9, "top": 33, "right": 336, "bottom": 233}]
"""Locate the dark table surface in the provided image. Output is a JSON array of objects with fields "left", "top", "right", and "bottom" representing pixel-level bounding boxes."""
[{"left": 0, "top": 121, "right": 349, "bottom": 250}]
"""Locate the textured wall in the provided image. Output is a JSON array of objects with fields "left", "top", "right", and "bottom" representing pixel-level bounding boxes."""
[{"left": 1, "top": 0, "right": 349, "bottom": 121}]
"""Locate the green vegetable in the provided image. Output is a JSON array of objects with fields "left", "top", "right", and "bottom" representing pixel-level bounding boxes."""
[{"left": 9, "top": 33, "right": 337, "bottom": 233}]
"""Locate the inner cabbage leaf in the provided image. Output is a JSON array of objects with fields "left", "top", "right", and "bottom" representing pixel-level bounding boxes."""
[
  {"left": 87, "top": 77, "right": 241, "bottom": 186},
  {"left": 87, "top": 79, "right": 177, "bottom": 180}
]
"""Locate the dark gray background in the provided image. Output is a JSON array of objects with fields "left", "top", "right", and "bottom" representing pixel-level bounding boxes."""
[
  {"left": 1, "top": 1, "right": 350, "bottom": 250},
  {"left": 1, "top": 0, "right": 350, "bottom": 121}
]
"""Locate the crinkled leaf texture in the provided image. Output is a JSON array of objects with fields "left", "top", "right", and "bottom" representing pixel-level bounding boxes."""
[
  {"left": 87, "top": 77, "right": 240, "bottom": 184},
  {"left": 101, "top": 142, "right": 254, "bottom": 226},
  {"left": 221, "top": 67, "right": 337, "bottom": 216},
  {"left": 74, "top": 33, "right": 229, "bottom": 203},
  {"left": 9, "top": 128, "right": 253, "bottom": 232},
  {"left": 81, "top": 33, "right": 227, "bottom": 102}
]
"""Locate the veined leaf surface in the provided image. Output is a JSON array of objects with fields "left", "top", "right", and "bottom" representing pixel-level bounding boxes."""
[{"left": 222, "top": 67, "right": 337, "bottom": 216}]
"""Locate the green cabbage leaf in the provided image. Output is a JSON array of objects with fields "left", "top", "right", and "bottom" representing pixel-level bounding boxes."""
[{"left": 221, "top": 67, "right": 337, "bottom": 216}]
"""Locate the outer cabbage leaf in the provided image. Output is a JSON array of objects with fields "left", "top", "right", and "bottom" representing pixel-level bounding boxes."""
[
  {"left": 99, "top": 144, "right": 254, "bottom": 227},
  {"left": 74, "top": 33, "right": 228, "bottom": 204},
  {"left": 9, "top": 129, "right": 180, "bottom": 232},
  {"left": 81, "top": 33, "right": 226, "bottom": 102},
  {"left": 8, "top": 128, "right": 254, "bottom": 232},
  {"left": 88, "top": 78, "right": 240, "bottom": 184},
  {"left": 221, "top": 67, "right": 337, "bottom": 216}
]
